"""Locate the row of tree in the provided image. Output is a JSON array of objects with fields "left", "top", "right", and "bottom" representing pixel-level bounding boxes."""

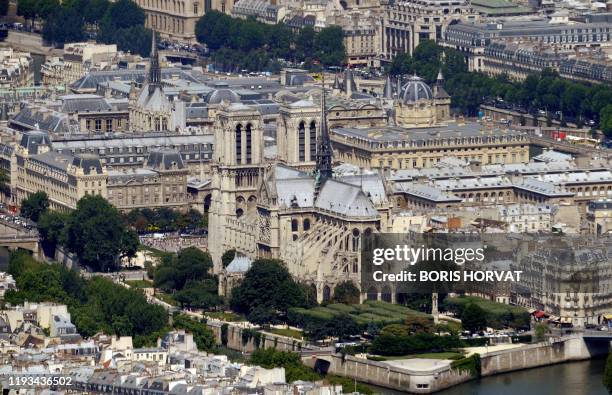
[
  {"left": 125, "top": 207, "right": 207, "bottom": 234},
  {"left": 6, "top": 250, "right": 167, "bottom": 344},
  {"left": 389, "top": 40, "right": 612, "bottom": 133},
  {"left": 20, "top": 192, "right": 140, "bottom": 272},
  {"left": 152, "top": 247, "right": 222, "bottom": 309},
  {"left": 195, "top": 11, "right": 346, "bottom": 71},
  {"left": 18, "top": 0, "right": 153, "bottom": 56}
]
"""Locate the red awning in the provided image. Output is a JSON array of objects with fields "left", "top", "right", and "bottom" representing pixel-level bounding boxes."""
[{"left": 534, "top": 310, "right": 546, "bottom": 318}]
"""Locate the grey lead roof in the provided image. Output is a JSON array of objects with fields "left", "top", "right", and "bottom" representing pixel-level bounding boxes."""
[{"left": 146, "top": 149, "right": 185, "bottom": 170}]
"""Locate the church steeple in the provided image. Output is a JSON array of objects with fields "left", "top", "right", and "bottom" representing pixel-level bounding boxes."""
[
  {"left": 149, "top": 28, "right": 161, "bottom": 94},
  {"left": 315, "top": 74, "right": 333, "bottom": 184}
]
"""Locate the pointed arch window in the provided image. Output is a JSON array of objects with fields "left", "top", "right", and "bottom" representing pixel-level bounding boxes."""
[
  {"left": 309, "top": 120, "right": 317, "bottom": 161},
  {"left": 235, "top": 124, "right": 242, "bottom": 164},
  {"left": 298, "top": 121, "right": 305, "bottom": 162},
  {"left": 246, "top": 123, "right": 252, "bottom": 164}
]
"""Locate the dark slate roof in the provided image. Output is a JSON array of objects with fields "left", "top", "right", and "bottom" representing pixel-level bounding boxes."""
[
  {"left": 11, "top": 107, "right": 70, "bottom": 134},
  {"left": 147, "top": 149, "right": 185, "bottom": 170},
  {"left": 19, "top": 131, "right": 51, "bottom": 154},
  {"left": 70, "top": 68, "right": 201, "bottom": 91},
  {"left": 60, "top": 94, "right": 112, "bottom": 113},
  {"left": 72, "top": 154, "right": 103, "bottom": 175},
  {"left": 186, "top": 102, "right": 208, "bottom": 119}
]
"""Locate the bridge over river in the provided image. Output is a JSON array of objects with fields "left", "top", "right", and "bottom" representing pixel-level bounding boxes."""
[{"left": 0, "top": 218, "right": 41, "bottom": 259}]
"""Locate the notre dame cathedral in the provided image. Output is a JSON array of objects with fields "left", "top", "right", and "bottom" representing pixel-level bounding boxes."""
[{"left": 208, "top": 84, "right": 394, "bottom": 303}]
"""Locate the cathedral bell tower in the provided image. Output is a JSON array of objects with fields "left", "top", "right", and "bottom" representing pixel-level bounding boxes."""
[
  {"left": 208, "top": 102, "right": 265, "bottom": 271},
  {"left": 277, "top": 99, "right": 320, "bottom": 171}
]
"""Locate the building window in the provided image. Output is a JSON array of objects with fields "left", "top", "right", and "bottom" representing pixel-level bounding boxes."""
[
  {"left": 235, "top": 124, "right": 242, "bottom": 164},
  {"left": 106, "top": 119, "right": 113, "bottom": 132},
  {"left": 245, "top": 123, "right": 252, "bottom": 164},
  {"left": 95, "top": 119, "right": 101, "bottom": 131},
  {"left": 298, "top": 121, "right": 305, "bottom": 162},
  {"left": 193, "top": 2, "right": 198, "bottom": 13}
]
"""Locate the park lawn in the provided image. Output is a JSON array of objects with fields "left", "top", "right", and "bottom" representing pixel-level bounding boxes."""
[
  {"left": 139, "top": 244, "right": 171, "bottom": 258},
  {"left": 369, "top": 352, "right": 464, "bottom": 361},
  {"left": 204, "top": 311, "right": 246, "bottom": 322},
  {"left": 267, "top": 327, "right": 303, "bottom": 340},
  {"left": 155, "top": 291, "right": 178, "bottom": 306},
  {"left": 126, "top": 279, "right": 154, "bottom": 288}
]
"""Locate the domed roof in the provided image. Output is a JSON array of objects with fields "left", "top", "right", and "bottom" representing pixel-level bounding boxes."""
[
  {"left": 399, "top": 75, "right": 433, "bottom": 103},
  {"left": 207, "top": 88, "right": 240, "bottom": 105}
]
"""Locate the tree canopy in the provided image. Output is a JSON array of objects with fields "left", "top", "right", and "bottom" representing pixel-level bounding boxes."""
[
  {"left": 61, "top": 195, "right": 139, "bottom": 271},
  {"left": 195, "top": 11, "right": 346, "bottom": 72},
  {"left": 6, "top": 251, "right": 167, "bottom": 343},
  {"left": 332, "top": 281, "right": 360, "bottom": 305},
  {"left": 391, "top": 40, "right": 612, "bottom": 126},
  {"left": 154, "top": 247, "right": 221, "bottom": 309},
  {"left": 20, "top": 191, "right": 49, "bottom": 222},
  {"left": 230, "top": 259, "right": 312, "bottom": 324}
]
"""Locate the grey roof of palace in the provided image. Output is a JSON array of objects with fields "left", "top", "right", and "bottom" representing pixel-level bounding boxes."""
[
  {"left": 395, "top": 182, "right": 463, "bottom": 202},
  {"left": 59, "top": 94, "right": 113, "bottom": 113},
  {"left": 11, "top": 106, "right": 70, "bottom": 134},
  {"left": 29, "top": 151, "right": 74, "bottom": 172},
  {"left": 70, "top": 68, "right": 202, "bottom": 91},
  {"left": 53, "top": 134, "right": 214, "bottom": 152},
  {"left": 20, "top": 131, "right": 51, "bottom": 154},
  {"left": 146, "top": 149, "right": 185, "bottom": 170},
  {"left": 332, "top": 122, "right": 524, "bottom": 144},
  {"left": 71, "top": 154, "right": 104, "bottom": 174}
]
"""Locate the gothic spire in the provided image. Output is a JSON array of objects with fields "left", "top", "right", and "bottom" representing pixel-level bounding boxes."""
[
  {"left": 383, "top": 74, "right": 393, "bottom": 99},
  {"left": 149, "top": 28, "right": 161, "bottom": 94},
  {"left": 315, "top": 73, "right": 333, "bottom": 183}
]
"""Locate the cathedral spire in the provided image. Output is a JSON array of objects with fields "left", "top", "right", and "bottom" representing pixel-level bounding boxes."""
[
  {"left": 149, "top": 28, "right": 161, "bottom": 94},
  {"left": 315, "top": 73, "right": 333, "bottom": 184}
]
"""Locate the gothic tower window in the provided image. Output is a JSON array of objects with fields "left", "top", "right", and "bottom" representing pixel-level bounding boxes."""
[
  {"left": 298, "top": 121, "right": 305, "bottom": 162},
  {"left": 309, "top": 120, "right": 316, "bottom": 161},
  {"left": 303, "top": 218, "right": 310, "bottom": 231},
  {"left": 352, "top": 228, "right": 360, "bottom": 251},
  {"left": 246, "top": 123, "right": 252, "bottom": 164},
  {"left": 235, "top": 124, "right": 242, "bottom": 164},
  {"left": 291, "top": 219, "right": 298, "bottom": 232}
]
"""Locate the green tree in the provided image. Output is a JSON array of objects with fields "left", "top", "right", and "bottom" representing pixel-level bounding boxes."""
[
  {"left": 604, "top": 352, "right": 612, "bottom": 394},
  {"left": 100, "top": 0, "right": 144, "bottom": 29},
  {"left": 20, "top": 191, "right": 49, "bottom": 222},
  {"left": 332, "top": 281, "right": 360, "bottom": 304},
  {"left": 461, "top": 303, "right": 487, "bottom": 333},
  {"left": 230, "top": 259, "right": 309, "bottom": 323},
  {"left": 42, "top": 6, "right": 85, "bottom": 46},
  {"left": 388, "top": 52, "right": 412, "bottom": 76},
  {"left": 534, "top": 322, "right": 548, "bottom": 342},
  {"left": 63, "top": 195, "right": 137, "bottom": 272},
  {"left": 600, "top": 104, "right": 612, "bottom": 138},
  {"left": 314, "top": 25, "right": 345, "bottom": 67},
  {"left": 295, "top": 26, "right": 315, "bottom": 62},
  {"left": 222, "top": 249, "right": 236, "bottom": 268},
  {"left": 37, "top": 0, "right": 60, "bottom": 18},
  {"left": 37, "top": 210, "right": 68, "bottom": 256},
  {"left": 0, "top": 170, "right": 9, "bottom": 196},
  {"left": 16, "top": 0, "right": 38, "bottom": 28}
]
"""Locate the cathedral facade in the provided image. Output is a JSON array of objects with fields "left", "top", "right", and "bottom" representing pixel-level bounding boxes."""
[{"left": 209, "top": 86, "right": 393, "bottom": 302}]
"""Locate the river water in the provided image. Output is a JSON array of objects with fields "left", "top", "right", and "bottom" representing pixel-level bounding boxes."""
[{"left": 370, "top": 358, "right": 607, "bottom": 395}]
